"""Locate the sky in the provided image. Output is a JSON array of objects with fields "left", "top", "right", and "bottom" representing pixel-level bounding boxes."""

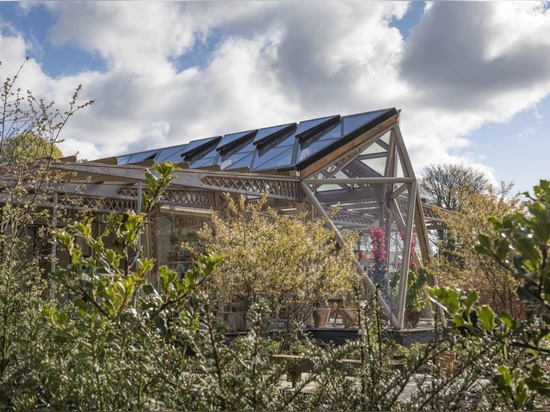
[{"left": 0, "top": 1, "right": 549, "bottom": 194}]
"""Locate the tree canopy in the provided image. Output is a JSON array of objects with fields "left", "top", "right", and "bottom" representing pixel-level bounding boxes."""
[
  {"left": 430, "top": 182, "right": 525, "bottom": 316},
  {"left": 199, "top": 194, "right": 360, "bottom": 329},
  {"left": 420, "top": 163, "right": 489, "bottom": 211},
  {"left": 0, "top": 133, "right": 63, "bottom": 163}
]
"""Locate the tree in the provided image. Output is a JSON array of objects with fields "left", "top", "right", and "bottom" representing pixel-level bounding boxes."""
[
  {"left": 420, "top": 164, "right": 489, "bottom": 267},
  {"left": 420, "top": 163, "right": 489, "bottom": 211},
  {"left": 0, "top": 59, "right": 87, "bottom": 167},
  {"left": 1, "top": 133, "right": 62, "bottom": 163},
  {"left": 431, "top": 182, "right": 525, "bottom": 316},
  {"left": 0, "top": 60, "right": 92, "bottom": 409},
  {"left": 198, "top": 194, "right": 360, "bottom": 330},
  {"left": 31, "top": 163, "right": 224, "bottom": 410}
]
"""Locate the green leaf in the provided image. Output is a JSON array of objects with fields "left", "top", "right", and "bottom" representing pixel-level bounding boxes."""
[
  {"left": 514, "top": 237, "right": 540, "bottom": 266},
  {"left": 476, "top": 233, "right": 491, "bottom": 253},
  {"left": 497, "top": 365, "right": 512, "bottom": 387},
  {"left": 478, "top": 305, "right": 495, "bottom": 332},
  {"left": 143, "top": 284, "right": 158, "bottom": 296},
  {"left": 464, "top": 290, "right": 479, "bottom": 312},
  {"left": 428, "top": 287, "right": 461, "bottom": 314},
  {"left": 499, "top": 311, "right": 514, "bottom": 330}
]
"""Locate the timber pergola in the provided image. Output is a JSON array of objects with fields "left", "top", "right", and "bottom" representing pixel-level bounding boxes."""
[{"left": 47, "top": 107, "right": 437, "bottom": 329}]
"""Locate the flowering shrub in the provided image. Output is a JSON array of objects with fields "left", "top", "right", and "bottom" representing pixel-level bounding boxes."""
[
  {"left": 369, "top": 228, "right": 387, "bottom": 285},
  {"left": 402, "top": 233, "right": 418, "bottom": 270}
]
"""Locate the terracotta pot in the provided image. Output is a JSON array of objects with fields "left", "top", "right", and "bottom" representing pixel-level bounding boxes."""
[
  {"left": 340, "top": 308, "right": 359, "bottom": 327},
  {"left": 406, "top": 310, "right": 422, "bottom": 328},
  {"left": 312, "top": 308, "right": 331, "bottom": 328}
]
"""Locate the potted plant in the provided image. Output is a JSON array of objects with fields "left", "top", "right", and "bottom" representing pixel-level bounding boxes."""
[
  {"left": 339, "top": 291, "right": 360, "bottom": 328},
  {"left": 312, "top": 299, "right": 331, "bottom": 328},
  {"left": 404, "top": 267, "right": 427, "bottom": 328},
  {"left": 390, "top": 266, "right": 427, "bottom": 328}
]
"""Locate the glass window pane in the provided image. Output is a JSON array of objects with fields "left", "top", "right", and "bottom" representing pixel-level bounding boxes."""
[
  {"left": 181, "top": 136, "right": 220, "bottom": 157},
  {"left": 252, "top": 147, "right": 294, "bottom": 171},
  {"left": 156, "top": 144, "right": 188, "bottom": 162},
  {"left": 297, "top": 136, "right": 340, "bottom": 162},
  {"left": 253, "top": 123, "right": 295, "bottom": 146},
  {"left": 217, "top": 130, "right": 256, "bottom": 152},
  {"left": 188, "top": 156, "right": 218, "bottom": 168},
  {"left": 223, "top": 152, "right": 255, "bottom": 170},
  {"left": 128, "top": 150, "right": 158, "bottom": 163},
  {"left": 296, "top": 115, "right": 339, "bottom": 138},
  {"left": 342, "top": 109, "right": 389, "bottom": 135}
]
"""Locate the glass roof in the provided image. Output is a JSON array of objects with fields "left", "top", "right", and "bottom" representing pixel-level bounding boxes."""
[{"left": 115, "top": 108, "right": 398, "bottom": 173}]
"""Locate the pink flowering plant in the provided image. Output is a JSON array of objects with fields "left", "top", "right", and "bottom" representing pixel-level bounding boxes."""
[{"left": 369, "top": 228, "right": 387, "bottom": 285}]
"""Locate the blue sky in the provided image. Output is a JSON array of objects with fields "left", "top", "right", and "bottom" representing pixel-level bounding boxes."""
[{"left": 1, "top": 1, "right": 549, "bottom": 194}]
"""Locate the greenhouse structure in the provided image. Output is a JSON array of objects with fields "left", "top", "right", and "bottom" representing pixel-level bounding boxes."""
[{"left": 48, "top": 107, "right": 441, "bottom": 329}]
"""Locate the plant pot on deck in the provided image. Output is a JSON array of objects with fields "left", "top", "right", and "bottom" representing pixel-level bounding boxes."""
[
  {"left": 340, "top": 308, "right": 359, "bottom": 327},
  {"left": 405, "top": 310, "right": 422, "bottom": 328},
  {"left": 312, "top": 308, "right": 331, "bottom": 328}
]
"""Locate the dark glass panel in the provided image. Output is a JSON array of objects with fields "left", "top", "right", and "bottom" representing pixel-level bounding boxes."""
[
  {"left": 254, "top": 144, "right": 294, "bottom": 168},
  {"left": 188, "top": 155, "right": 218, "bottom": 168},
  {"left": 252, "top": 147, "right": 294, "bottom": 171},
  {"left": 219, "top": 146, "right": 253, "bottom": 166},
  {"left": 314, "top": 123, "right": 343, "bottom": 142},
  {"left": 127, "top": 150, "right": 158, "bottom": 163},
  {"left": 342, "top": 109, "right": 390, "bottom": 135},
  {"left": 296, "top": 136, "right": 340, "bottom": 162},
  {"left": 253, "top": 123, "right": 296, "bottom": 146},
  {"left": 296, "top": 115, "right": 340, "bottom": 139},
  {"left": 223, "top": 152, "right": 255, "bottom": 170},
  {"left": 220, "top": 152, "right": 247, "bottom": 170},
  {"left": 156, "top": 144, "right": 188, "bottom": 162},
  {"left": 181, "top": 136, "right": 221, "bottom": 157},
  {"left": 185, "top": 143, "right": 219, "bottom": 162},
  {"left": 258, "top": 129, "right": 295, "bottom": 151},
  {"left": 218, "top": 136, "right": 256, "bottom": 160},
  {"left": 217, "top": 130, "right": 257, "bottom": 152},
  {"left": 116, "top": 154, "right": 133, "bottom": 165}
]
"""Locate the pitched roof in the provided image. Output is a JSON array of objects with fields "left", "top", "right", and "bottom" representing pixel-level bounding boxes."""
[{"left": 115, "top": 108, "right": 398, "bottom": 173}]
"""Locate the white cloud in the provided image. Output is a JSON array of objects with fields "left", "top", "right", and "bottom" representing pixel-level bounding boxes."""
[
  {"left": 1, "top": 1, "right": 550, "bottom": 191},
  {"left": 400, "top": 2, "right": 550, "bottom": 113}
]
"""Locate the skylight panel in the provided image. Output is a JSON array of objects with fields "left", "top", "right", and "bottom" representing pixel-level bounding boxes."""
[
  {"left": 342, "top": 109, "right": 393, "bottom": 135},
  {"left": 156, "top": 144, "right": 189, "bottom": 162},
  {"left": 253, "top": 123, "right": 296, "bottom": 146},
  {"left": 180, "top": 136, "right": 221, "bottom": 159},
  {"left": 295, "top": 115, "right": 340, "bottom": 140},
  {"left": 217, "top": 130, "right": 257, "bottom": 152}
]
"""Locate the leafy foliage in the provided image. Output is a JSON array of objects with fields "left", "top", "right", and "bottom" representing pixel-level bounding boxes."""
[
  {"left": 430, "top": 180, "right": 550, "bottom": 409},
  {"left": 0, "top": 59, "right": 92, "bottom": 410},
  {"left": 5, "top": 59, "right": 550, "bottom": 411},
  {"left": 1, "top": 133, "right": 62, "bottom": 163},
  {"left": 199, "top": 194, "right": 359, "bottom": 328},
  {"left": 432, "top": 182, "right": 525, "bottom": 316}
]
